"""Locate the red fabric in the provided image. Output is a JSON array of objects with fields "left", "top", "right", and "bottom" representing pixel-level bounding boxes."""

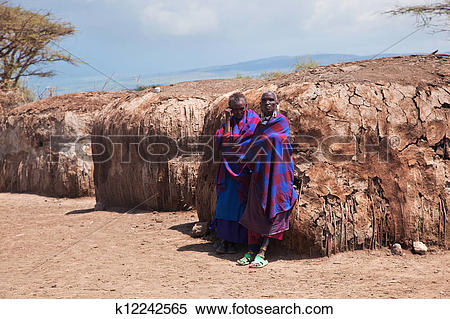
[
  {"left": 215, "top": 109, "right": 261, "bottom": 204},
  {"left": 247, "top": 229, "right": 283, "bottom": 244},
  {"left": 243, "top": 113, "right": 297, "bottom": 219}
]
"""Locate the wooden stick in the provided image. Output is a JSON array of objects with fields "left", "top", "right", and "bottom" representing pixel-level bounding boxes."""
[
  {"left": 438, "top": 197, "right": 442, "bottom": 244},
  {"left": 351, "top": 197, "right": 356, "bottom": 250},
  {"left": 327, "top": 202, "right": 332, "bottom": 257},
  {"left": 331, "top": 204, "right": 337, "bottom": 254},
  {"left": 323, "top": 200, "right": 329, "bottom": 256},
  {"left": 443, "top": 198, "right": 447, "bottom": 247},
  {"left": 344, "top": 202, "right": 348, "bottom": 250},
  {"left": 339, "top": 202, "right": 344, "bottom": 251},
  {"left": 439, "top": 197, "right": 447, "bottom": 246},
  {"left": 379, "top": 204, "right": 384, "bottom": 247},
  {"left": 371, "top": 199, "right": 376, "bottom": 250},
  {"left": 420, "top": 195, "right": 424, "bottom": 241}
]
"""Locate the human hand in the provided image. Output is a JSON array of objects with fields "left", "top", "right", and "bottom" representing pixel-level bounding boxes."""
[{"left": 224, "top": 108, "right": 231, "bottom": 133}]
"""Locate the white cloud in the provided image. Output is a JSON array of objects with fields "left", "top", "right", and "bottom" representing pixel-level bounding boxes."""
[
  {"left": 137, "top": 0, "right": 314, "bottom": 38},
  {"left": 301, "top": 0, "right": 433, "bottom": 32},
  {"left": 140, "top": 0, "right": 219, "bottom": 36}
]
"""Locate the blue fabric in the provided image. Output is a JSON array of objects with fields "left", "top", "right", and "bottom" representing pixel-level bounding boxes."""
[
  {"left": 215, "top": 109, "right": 260, "bottom": 204},
  {"left": 214, "top": 171, "right": 246, "bottom": 221},
  {"left": 215, "top": 219, "right": 248, "bottom": 243},
  {"left": 214, "top": 109, "right": 260, "bottom": 243}
]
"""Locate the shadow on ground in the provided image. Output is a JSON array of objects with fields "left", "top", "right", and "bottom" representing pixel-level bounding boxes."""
[
  {"left": 64, "top": 206, "right": 176, "bottom": 216},
  {"left": 171, "top": 221, "right": 318, "bottom": 262},
  {"left": 65, "top": 208, "right": 96, "bottom": 215},
  {"left": 169, "top": 221, "right": 196, "bottom": 236}
]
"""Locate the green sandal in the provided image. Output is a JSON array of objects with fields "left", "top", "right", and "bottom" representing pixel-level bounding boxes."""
[
  {"left": 236, "top": 252, "right": 254, "bottom": 266},
  {"left": 249, "top": 254, "right": 268, "bottom": 268}
]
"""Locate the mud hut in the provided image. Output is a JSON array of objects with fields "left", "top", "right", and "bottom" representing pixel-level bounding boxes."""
[
  {"left": 0, "top": 91, "right": 125, "bottom": 197},
  {"left": 196, "top": 55, "right": 450, "bottom": 255}
]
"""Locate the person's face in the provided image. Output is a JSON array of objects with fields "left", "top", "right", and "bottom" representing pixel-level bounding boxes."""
[
  {"left": 230, "top": 99, "right": 246, "bottom": 120},
  {"left": 260, "top": 92, "right": 277, "bottom": 117}
]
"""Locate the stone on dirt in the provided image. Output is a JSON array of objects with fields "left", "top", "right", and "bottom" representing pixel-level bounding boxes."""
[
  {"left": 94, "top": 201, "right": 105, "bottom": 211},
  {"left": 391, "top": 243, "right": 402, "bottom": 256},
  {"left": 412, "top": 241, "right": 428, "bottom": 255},
  {"left": 192, "top": 222, "right": 209, "bottom": 238}
]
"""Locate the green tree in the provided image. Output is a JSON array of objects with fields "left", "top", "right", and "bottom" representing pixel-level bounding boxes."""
[
  {"left": 0, "top": 2, "right": 76, "bottom": 88},
  {"left": 292, "top": 56, "right": 319, "bottom": 72},
  {"left": 386, "top": 1, "right": 450, "bottom": 34}
]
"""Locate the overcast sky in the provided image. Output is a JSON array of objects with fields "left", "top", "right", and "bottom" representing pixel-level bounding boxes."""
[{"left": 7, "top": 0, "right": 450, "bottom": 92}]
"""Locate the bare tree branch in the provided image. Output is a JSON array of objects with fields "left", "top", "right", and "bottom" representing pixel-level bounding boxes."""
[{"left": 385, "top": 1, "right": 450, "bottom": 34}]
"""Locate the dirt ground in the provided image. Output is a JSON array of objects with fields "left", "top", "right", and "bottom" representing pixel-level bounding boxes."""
[{"left": 0, "top": 192, "right": 448, "bottom": 299}]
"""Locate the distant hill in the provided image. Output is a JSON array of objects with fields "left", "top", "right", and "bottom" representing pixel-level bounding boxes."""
[
  {"left": 184, "top": 51, "right": 450, "bottom": 76},
  {"left": 28, "top": 52, "right": 446, "bottom": 94},
  {"left": 181, "top": 54, "right": 388, "bottom": 73},
  {"left": 132, "top": 53, "right": 411, "bottom": 86}
]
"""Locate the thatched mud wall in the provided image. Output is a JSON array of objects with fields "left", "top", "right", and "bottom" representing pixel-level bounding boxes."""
[
  {"left": 0, "top": 92, "right": 125, "bottom": 197},
  {"left": 0, "top": 88, "right": 29, "bottom": 112},
  {"left": 92, "top": 79, "right": 263, "bottom": 211},
  {"left": 196, "top": 55, "right": 450, "bottom": 255}
]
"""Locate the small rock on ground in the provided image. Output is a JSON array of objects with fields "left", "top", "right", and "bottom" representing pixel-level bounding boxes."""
[
  {"left": 391, "top": 243, "right": 402, "bottom": 256},
  {"left": 94, "top": 201, "right": 105, "bottom": 211},
  {"left": 192, "top": 222, "right": 209, "bottom": 238},
  {"left": 413, "top": 241, "right": 428, "bottom": 255}
]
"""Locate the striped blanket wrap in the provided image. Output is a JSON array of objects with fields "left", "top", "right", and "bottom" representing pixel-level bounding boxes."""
[
  {"left": 244, "top": 113, "right": 298, "bottom": 219},
  {"left": 215, "top": 108, "right": 261, "bottom": 204}
]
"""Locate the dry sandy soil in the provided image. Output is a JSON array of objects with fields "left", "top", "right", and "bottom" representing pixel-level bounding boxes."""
[{"left": 0, "top": 192, "right": 448, "bottom": 299}]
